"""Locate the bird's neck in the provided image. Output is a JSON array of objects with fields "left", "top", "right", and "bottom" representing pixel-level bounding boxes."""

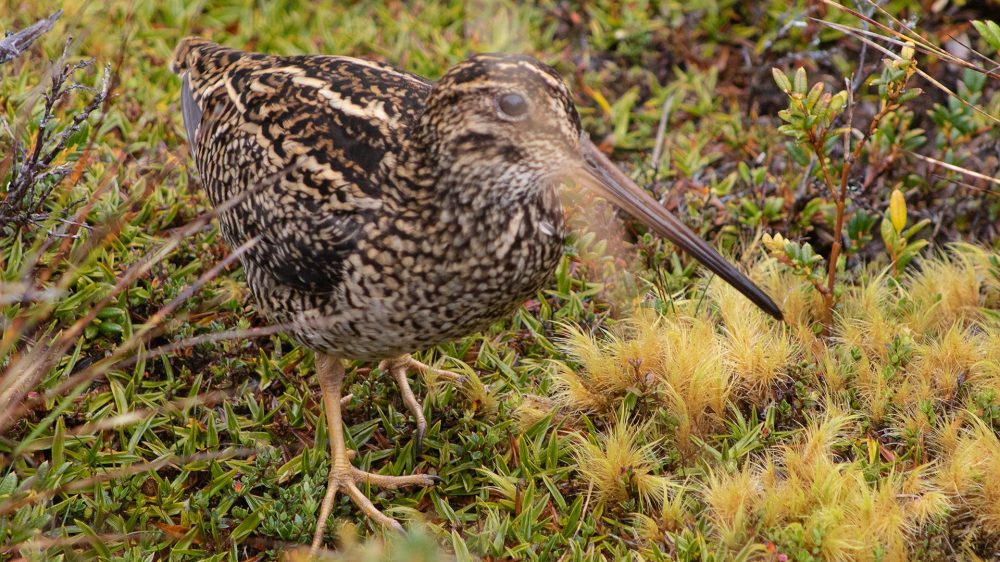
[{"left": 387, "top": 132, "right": 444, "bottom": 207}]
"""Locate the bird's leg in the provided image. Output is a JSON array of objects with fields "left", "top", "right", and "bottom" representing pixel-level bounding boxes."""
[
  {"left": 383, "top": 357, "right": 429, "bottom": 452},
  {"left": 380, "top": 354, "right": 465, "bottom": 453},
  {"left": 310, "top": 354, "right": 439, "bottom": 553}
]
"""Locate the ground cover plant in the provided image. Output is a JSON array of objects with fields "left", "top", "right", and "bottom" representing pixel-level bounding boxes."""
[{"left": 1, "top": 0, "right": 998, "bottom": 560}]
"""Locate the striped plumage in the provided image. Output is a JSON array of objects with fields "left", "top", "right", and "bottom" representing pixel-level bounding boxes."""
[
  {"left": 172, "top": 39, "right": 569, "bottom": 361},
  {"left": 171, "top": 38, "right": 781, "bottom": 550}
]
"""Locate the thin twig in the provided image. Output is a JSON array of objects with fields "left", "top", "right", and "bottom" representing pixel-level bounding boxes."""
[
  {"left": 0, "top": 10, "right": 62, "bottom": 65},
  {"left": 849, "top": 0, "right": 873, "bottom": 94},
  {"left": 909, "top": 151, "right": 1000, "bottom": 188}
]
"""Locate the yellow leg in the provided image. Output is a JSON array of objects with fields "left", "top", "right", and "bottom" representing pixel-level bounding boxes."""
[
  {"left": 310, "top": 355, "right": 439, "bottom": 553},
  {"left": 400, "top": 355, "right": 464, "bottom": 382},
  {"left": 380, "top": 355, "right": 465, "bottom": 453}
]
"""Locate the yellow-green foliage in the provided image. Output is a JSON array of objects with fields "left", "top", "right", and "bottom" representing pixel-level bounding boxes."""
[
  {"left": 552, "top": 246, "right": 1000, "bottom": 560},
  {"left": 753, "top": 412, "right": 949, "bottom": 562},
  {"left": 712, "top": 279, "right": 801, "bottom": 403},
  {"left": 556, "top": 312, "right": 733, "bottom": 454},
  {"left": 571, "top": 417, "right": 671, "bottom": 510},
  {"left": 935, "top": 415, "right": 1000, "bottom": 537},
  {"left": 904, "top": 249, "right": 986, "bottom": 334}
]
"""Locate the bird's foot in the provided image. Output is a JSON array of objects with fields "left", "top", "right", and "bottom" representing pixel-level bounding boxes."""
[
  {"left": 311, "top": 355, "right": 440, "bottom": 553},
  {"left": 311, "top": 461, "right": 439, "bottom": 550},
  {"left": 380, "top": 355, "right": 465, "bottom": 454},
  {"left": 394, "top": 355, "right": 465, "bottom": 383}
]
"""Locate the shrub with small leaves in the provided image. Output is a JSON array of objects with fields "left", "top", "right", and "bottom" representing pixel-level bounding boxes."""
[{"left": 766, "top": 40, "right": 926, "bottom": 329}]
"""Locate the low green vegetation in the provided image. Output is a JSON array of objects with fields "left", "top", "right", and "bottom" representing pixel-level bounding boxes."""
[{"left": 1, "top": 0, "right": 998, "bottom": 560}]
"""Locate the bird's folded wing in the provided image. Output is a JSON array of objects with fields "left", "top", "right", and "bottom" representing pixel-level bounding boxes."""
[{"left": 172, "top": 38, "right": 431, "bottom": 293}]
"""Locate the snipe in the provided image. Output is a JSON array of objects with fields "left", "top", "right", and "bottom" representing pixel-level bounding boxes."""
[{"left": 171, "top": 38, "right": 782, "bottom": 551}]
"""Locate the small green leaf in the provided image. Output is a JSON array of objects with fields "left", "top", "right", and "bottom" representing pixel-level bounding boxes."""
[
  {"left": 0, "top": 473, "right": 17, "bottom": 497},
  {"left": 452, "top": 530, "right": 475, "bottom": 562},
  {"left": 738, "top": 161, "right": 751, "bottom": 184},
  {"left": 772, "top": 67, "right": 792, "bottom": 93},
  {"left": 805, "top": 81, "right": 824, "bottom": 110},
  {"left": 903, "top": 218, "right": 932, "bottom": 239},
  {"left": 881, "top": 215, "right": 899, "bottom": 250},
  {"left": 829, "top": 91, "right": 848, "bottom": 114},
  {"left": 75, "top": 519, "right": 112, "bottom": 558},
  {"left": 786, "top": 142, "right": 811, "bottom": 166},
  {"left": 53, "top": 417, "right": 66, "bottom": 467},
  {"left": 230, "top": 502, "right": 271, "bottom": 541},
  {"left": 793, "top": 67, "right": 808, "bottom": 94},
  {"left": 972, "top": 20, "right": 1000, "bottom": 52}
]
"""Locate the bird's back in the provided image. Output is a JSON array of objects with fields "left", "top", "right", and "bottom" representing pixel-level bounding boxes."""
[{"left": 171, "top": 38, "right": 432, "bottom": 293}]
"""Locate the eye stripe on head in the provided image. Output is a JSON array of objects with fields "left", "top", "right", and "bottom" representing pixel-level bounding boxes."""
[{"left": 428, "top": 53, "right": 583, "bottom": 140}]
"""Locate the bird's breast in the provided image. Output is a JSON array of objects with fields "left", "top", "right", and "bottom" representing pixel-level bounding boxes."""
[
  {"left": 279, "top": 196, "right": 564, "bottom": 360},
  {"left": 387, "top": 196, "right": 566, "bottom": 315}
]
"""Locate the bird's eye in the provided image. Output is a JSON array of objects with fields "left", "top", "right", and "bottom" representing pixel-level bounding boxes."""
[{"left": 497, "top": 92, "right": 529, "bottom": 119}]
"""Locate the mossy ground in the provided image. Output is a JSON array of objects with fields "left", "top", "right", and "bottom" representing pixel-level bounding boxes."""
[{"left": 1, "top": 1, "right": 998, "bottom": 560}]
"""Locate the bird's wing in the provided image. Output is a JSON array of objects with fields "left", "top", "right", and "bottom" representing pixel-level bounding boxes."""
[{"left": 171, "top": 38, "right": 432, "bottom": 293}]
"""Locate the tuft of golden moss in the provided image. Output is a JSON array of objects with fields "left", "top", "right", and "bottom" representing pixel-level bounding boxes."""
[
  {"left": 553, "top": 245, "right": 1000, "bottom": 559},
  {"left": 712, "top": 279, "right": 800, "bottom": 403},
  {"left": 904, "top": 248, "right": 987, "bottom": 334},
  {"left": 571, "top": 417, "right": 671, "bottom": 509},
  {"left": 753, "top": 412, "right": 948, "bottom": 562},
  {"left": 935, "top": 414, "right": 1000, "bottom": 537}
]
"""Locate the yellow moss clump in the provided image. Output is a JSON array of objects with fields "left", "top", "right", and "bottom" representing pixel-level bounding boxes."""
[
  {"left": 512, "top": 393, "right": 560, "bottom": 432},
  {"left": 571, "top": 418, "right": 671, "bottom": 510},
  {"left": 836, "top": 272, "right": 902, "bottom": 364},
  {"left": 702, "top": 466, "right": 761, "bottom": 548},
  {"left": 851, "top": 355, "right": 897, "bottom": 424},
  {"left": 553, "top": 245, "right": 1000, "bottom": 559},
  {"left": 554, "top": 316, "right": 666, "bottom": 413},
  {"left": 977, "top": 322, "right": 1000, "bottom": 392},
  {"left": 934, "top": 415, "right": 1000, "bottom": 536},
  {"left": 711, "top": 280, "right": 800, "bottom": 403},
  {"left": 555, "top": 312, "right": 734, "bottom": 452},
  {"left": 904, "top": 250, "right": 985, "bottom": 334},
  {"left": 656, "top": 314, "right": 730, "bottom": 454},
  {"left": 754, "top": 412, "right": 949, "bottom": 562},
  {"left": 756, "top": 256, "right": 824, "bottom": 332},
  {"left": 633, "top": 485, "right": 691, "bottom": 542},
  {"left": 902, "top": 324, "right": 983, "bottom": 405}
]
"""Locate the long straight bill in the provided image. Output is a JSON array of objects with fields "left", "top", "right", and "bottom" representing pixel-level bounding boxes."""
[{"left": 577, "top": 136, "right": 783, "bottom": 321}]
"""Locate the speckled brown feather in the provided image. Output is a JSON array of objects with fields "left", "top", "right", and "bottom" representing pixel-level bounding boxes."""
[{"left": 172, "top": 38, "right": 575, "bottom": 360}]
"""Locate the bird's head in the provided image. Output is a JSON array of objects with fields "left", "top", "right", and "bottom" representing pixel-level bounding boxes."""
[
  {"left": 415, "top": 54, "right": 582, "bottom": 184},
  {"left": 417, "top": 53, "right": 783, "bottom": 320}
]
